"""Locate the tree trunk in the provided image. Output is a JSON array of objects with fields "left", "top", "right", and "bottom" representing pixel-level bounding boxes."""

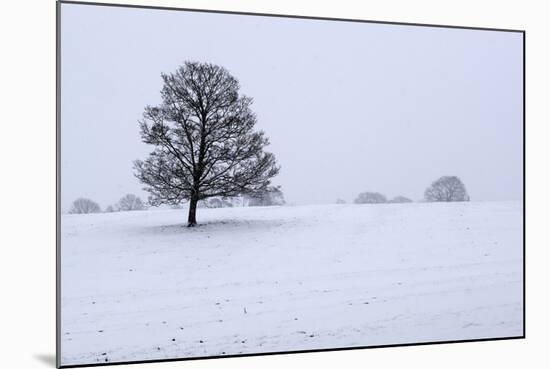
[{"left": 187, "top": 195, "right": 198, "bottom": 227}]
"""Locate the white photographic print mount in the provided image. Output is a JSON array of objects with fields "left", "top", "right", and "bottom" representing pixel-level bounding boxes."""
[{"left": 57, "top": 1, "right": 525, "bottom": 367}]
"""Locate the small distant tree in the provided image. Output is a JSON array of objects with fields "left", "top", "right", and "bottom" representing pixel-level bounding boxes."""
[
  {"left": 389, "top": 196, "right": 413, "bottom": 203},
  {"left": 248, "top": 186, "right": 285, "bottom": 206},
  {"left": 336, "top": 198, "right": 346, "bottom": 204},
  {"left": 221, "top": 198, "right": 234, "bottom": 208},
  {"left": 354, "top": 192, "right": 387, "bottom": 204},
  {"left": 104, "top": 205, "right": 115, "bottom": 213},
  {"left": 69, "top": 198, "right": 101, "bottom": 214},
  {"left": 117, "top": 194, "right": 146, "bottom": 211},
  {"left": 424, "top": 176, "right": 469, "bottom": 202},
  {"left": 206, "top": 198, "right": 223, "bottom": 208}
]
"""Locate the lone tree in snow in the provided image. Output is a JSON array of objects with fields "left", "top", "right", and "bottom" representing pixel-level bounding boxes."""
[
  {"left": 336, "top": 198, "right": 346, "bottom": 204},
  {"left": 424, "top": 176, "right": 469, "bottom": 202},
  {"left": 69, "top": 198, "right": 101, "bottom": 214},
  {"left": 134, "top": 61, "right": 279, "bottom": 226},
  {"left": 389, "top": 195, "right": 413, "bottom": 203},
  {"left": 354, "top": 192, "right": 387, "bottom": 204},
  {"left": 117, "top": 194, "right": 146, "bottom": 211}
]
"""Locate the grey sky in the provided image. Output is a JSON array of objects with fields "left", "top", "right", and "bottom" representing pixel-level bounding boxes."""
[{"left": 61, "top": 3, "right": 523, "bottom": 210}]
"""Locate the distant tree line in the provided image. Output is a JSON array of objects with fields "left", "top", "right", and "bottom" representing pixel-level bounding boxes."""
[
  {"left": 68, "top": 187, "right": 286, "bottom": 215},
  {"left": 179, "top": 186, "right": 285, "bottom": 209},
  {"left": 68, "top": 193, "right": 146, "bottom": 214},
  {"left": 69, "top": 175, "right": 468, "bottom": 215},
  {"left": 345, "top": 175, "right": 469, "bottom": 205}
]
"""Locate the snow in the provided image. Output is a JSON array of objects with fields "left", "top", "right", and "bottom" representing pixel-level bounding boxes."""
[{"left": 60, "top": 201, "right": 523, "bottom": 366}]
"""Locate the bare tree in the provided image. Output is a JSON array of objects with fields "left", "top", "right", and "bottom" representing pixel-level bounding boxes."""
[
  {"left": 134, "top": 62, "right": 279, "bottom": 226},
  {"left": 389, "top": 196, "right": 413, "bottom": 203},
  {"left": 354, "top": 192, "right": 387, "bottom": 204},
  {"left": 201, "top": 197, "right": 237, "bottom": 208},
  {"left": 69, "top": 198, "right": 101, "bottom": 214},
  {"left": 117, "top": 194, "right": 146, "bottom": 211},
  {"left": 205, "top": 198, "right": 223, "bottom": 208},
  {"left": 336, "top": 198, "right": 346, "bottom": 204},
  {"left": 424, "top": 176, "right": 469, "bottom": 202},
  {"left": 221, "top": 198, "right": 235, "bottom": 208}
]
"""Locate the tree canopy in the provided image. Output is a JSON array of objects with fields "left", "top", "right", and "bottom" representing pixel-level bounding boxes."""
[
  {"left": 134, "top": 62, "right": 279, "bottom": 226},
  {"left": 424, "top": 176, "right": 469, "bottom": 202},
  {"left": 69, "top": 198, "right": 101, "bottom": 214},
  {"left": 354, "top": 192, "right": 387, "bottom": 204},
  {"left": 117, "top": 194, "right": 145, "bottom": 211}
]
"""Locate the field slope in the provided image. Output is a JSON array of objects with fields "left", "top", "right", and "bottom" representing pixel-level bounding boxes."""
[{"left": 60, "top": 201, "right": 523, "bottom": 365}]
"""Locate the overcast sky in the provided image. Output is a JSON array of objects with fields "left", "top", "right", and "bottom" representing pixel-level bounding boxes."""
[{"left": 60, "top": 3, "right": 523, "bottom": 210}]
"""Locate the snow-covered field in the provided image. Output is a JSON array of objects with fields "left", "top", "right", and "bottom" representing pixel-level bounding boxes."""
[{"left": 60, "top": 201, "right": 523, "bottom": 366}]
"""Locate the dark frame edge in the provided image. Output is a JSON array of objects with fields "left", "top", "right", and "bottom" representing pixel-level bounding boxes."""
[
  {"left": 59, "top": 336, "right": 525, "bottom": 368},
  {"left": 56, "top": 0, "right": 62, "bottom": 368},
  {"left": 57, "top": 0, "right": 525, "bottom": 34},
  {"left": 522, "top": 30, "right": 526, "bottom": 339}
]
